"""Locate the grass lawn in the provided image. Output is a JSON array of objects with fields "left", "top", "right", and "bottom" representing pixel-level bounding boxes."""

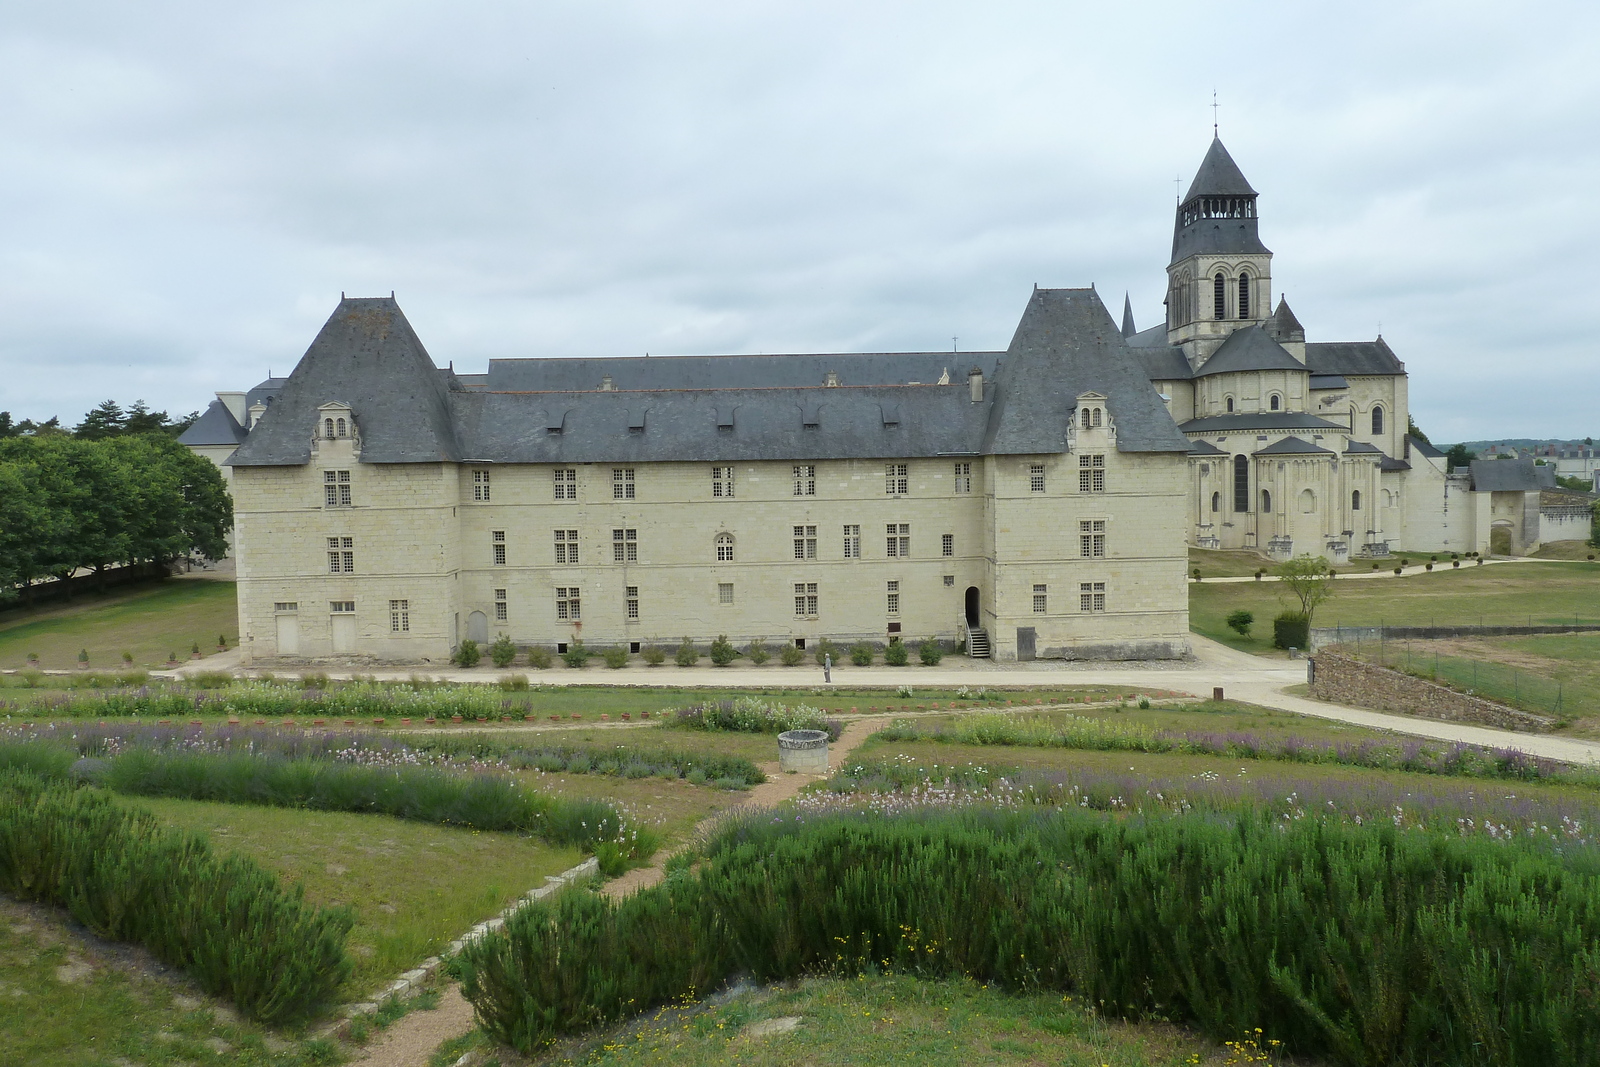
[
  {"left": 0, "top": 578, "right": 238, "bottom": 671},
  {"left": 128, "top": 796, "right": 581, "bottom": 1000},
  {"left": 0, "top": 898, "right": 338, "bottom": 1066},
  {"left": 516, "top": 767, "right": 750, "bottom": 850},
  {"left": 1532, "top": 541, "right": 1598, "bottom": 560},
  {"left": 469, "top": 971, "right": 1276, "bottom": 1067},
  {"left": 1190, "top": 560, "right": 1600, "bottom": 654},
  {"left": 1187, "top": 545, "right": 1278, "bottom": 578}
]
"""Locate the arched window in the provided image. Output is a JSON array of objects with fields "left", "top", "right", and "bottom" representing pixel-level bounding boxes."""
[
  {"left": 1269, "top": 393, "right": 1280, "bottom": 411},
  {"left": 1238, "top": 274, "right": 1251, "bottom": 318},
  {"left": 1226, "top": 396, "right": 1235, "bottom": 413},
  {"left": 715, "top": 533, "right": 734, "bottom": 562},
  {"left": 1211, "top": 491, "right": 1220, "bottom": 513},
  {"left": 1383, "top": 489, "right": 1394, "bottom": 508},
  {"left": 1233, "top": 455, "right": 1249, "bottom": 512},
  {"left": 1091, "top": 408, "right": 1102, "bottom": 428},
  {"left": 336, "top": 417, "right": 347, "bottom": 438},
  {"left": 1352, "top": 489, "right": 1362, "bottom": 511},
  {"left": 1371, "top": 405, "right": 1385, "bottom": 435},
  {"left": 1214, "top": 273, "right": 1227, "bottom": 319},
  {"left": 1299, "top": 488, "right": 1316, "bottom": 514},
  {"left": 324, "top": 418, "right": 335, "bottom": 439},
  {"left": 1080, "top": 408, "right": 1091, "bottom": 430},
  {"left": 1261, "top": 488, "right": 1272, "bottom": 513}
]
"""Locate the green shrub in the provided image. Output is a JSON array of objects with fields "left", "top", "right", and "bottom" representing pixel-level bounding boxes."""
[
  {"left": 812, "top": 638, "right": 839, "bottom": 667},
  {"left": 191, "top": 670, "right": 234, "bottom": 689},
  {"left": 489, "top": 634, "right": 517, "bottom": 669},
  {"left": 0, "top": 770, "right": 352, "bottom": 1024},
  {"left": 883, "top": 640, "right": 909, "bottom": 666},
  {"left": 1272, "top": 613, "right": 1309, "bottom": 650},
  {"left": 780, "top": 645, "right": 806, "bottom": 667},
  {"left": 498, "top": 674, "right": 530, "bottom": 691},
  {"left": 1226, "top": 609, "right": 1254, "bottom": 636},
  {"left": 849, "top": 643, "right": 874, "bottom": 667},
  {"left": 669, "top": 696, "right": 832, "bottom": 737},
  {"left": 746, "top": 638, "right": 769, "bottom": 665},
  {"left": 300, "top": 672, "right": 331, "bottom": 689},
  {"left": 675, "top": 637, "right": 700, "bottom": 667},
  {"left": 602, "top": 646, "right": 629, "bottom": 669},
  {"left": 17, "top": 668, "right": 45, "bottom": 688},
  {"left": 526, "top": 646, "right": 553, "bottom": 670},
  {"left": 561, "top": 641, "right": 588, "bottom": 669},
  {"left": 918, "top": 639, "right": 943, "bottom": 666},
  {"left": 642, "top": 646, "right": 666, "bottom": 667},
  {"left": 709, "top": 635, "right": 737, "bottom": 667},
  {"left": 454, "top": 640, "right": 481, "bottom": 668}
]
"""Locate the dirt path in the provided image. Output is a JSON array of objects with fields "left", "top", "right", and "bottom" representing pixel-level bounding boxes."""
[{"left": 349, "top": 716, "right": 888, "bottom": 1067}]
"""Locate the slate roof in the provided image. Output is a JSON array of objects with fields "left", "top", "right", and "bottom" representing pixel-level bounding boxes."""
[
  {"left": 1197, "top": 326, "right": 1305, "bottom": 376},
  {"left": 1133, "top": 345, "right": 1194, "bottom": 381},
  {"left": 177, "top": 399, "right": 247, "bottom": 448},
  {"left": 1253, "top": 436, "right": 1331, "bottom": 456},
  {"left": 483, "top": 351, "right": 999, "bottom": 392},
  {"left": 229, "top": 297, "right": 462, "bottom": 466},
  {"left": 1470, "top": 458, "right": 1545, "bottom": 491},
  {"left": 1180, "top": 412, "right": 1346, "bottom": 434},
  {"left": 1309, "top": 374, "right": 1348, "bottom": 390},
  {"left": 1306, "top": 339, "right": 1405, "bottom": 376},
  {"left": 1121, "top": 294, "right": 1136, "bottom": 338},
  {"left": 1172, "top": 138, "right": 1270, "bottom": 263},
  {"left": 1187, "top": 439, "right": 1227, "bottom": 456},
  {"left": 1266, "top": 298, "right": 1305, "bottom": 343},
  {"left": 1184, "top": 137, "right": 1258, "bottom": 199},
  {"left": 1408, "top": 435, "right": 1444, "bottom": 459},
  {"left": 1381, "top": 455, "right": 1412, "bottom": 471},
  {"left": 1343, "top": 441, "right": 1382, "bottom": 454}
]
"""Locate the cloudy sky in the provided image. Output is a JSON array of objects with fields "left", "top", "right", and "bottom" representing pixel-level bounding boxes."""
[{"left": 1, "top": 1, "right": 1595, "bottom": 442}]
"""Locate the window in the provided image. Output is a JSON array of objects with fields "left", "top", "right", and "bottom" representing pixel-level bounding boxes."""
[
  {"left": 324, "top": 418, "right": 335, "bottom": 439},
  {"left": 943, "top": 574, "right": 955, "bottom": 587},
  {"left": 336, "top": 417, "right": 347, "bottom": 438},
  {"left": 886, "top": 523, "right": 910, "bottom": 557},
  {"left": 1092, "top": 408, "right": 1102, "bottom": 428},
  {"left": 718, "top": 582, "right": 734, "bottom": 604},
  {"left": 1033, "top": 584, "right": 1048, "bottom": 613},
  {"left": 1079, "top": 520, "right": 1106, "bottom": 558},
  {"left": 492, "top": 530, "right": 506, "bottom": 566},
  {"left": 712, "top": 466, "right": 735, "bottom": 498},
  {"left": 1213, "top": 273, "right": 1227, "bottom": 319},
  {"left": 1261, "top": 489, "right": 1273, "bottom": 513},
  {"left": 554, "top": 529, "right": 579, "bottom": 565},
  {"left": 613, "top": 468, "right": 635, "bottom": 499},
  {"left": 390, "top": 599, "right": 410, "bottom": 632},
  {"left": 1233, "top": 455, "right": 1250, "bottom": 512},
  {"left": 715, "top": 533, "right": 735, "bottom": 561},
  {"left": 625, "top": 586, "right": 639, "bottom": 619},
  {"left": 324, "top": 470, "right": 351, "bottom": 507},
  {"left": 953, "top": 461, "right": 972, "bottom": 493},
  {"left": 553, "top": 468, "right": 577, "bottom": 500},
  {"left": 1269, "top": 393, "right": 1280, "bottom": 411},
  {"left": 1238, "top": 274, "right": 1251, "bottom": 318},
  {"left": 1225, "top": 396, "right": 1235, "bottom": 413},
  {"left": 941, "top": 533, "right": 954, "bottom": 557},
  {"left": 1352, "top": 489, "right": 1362, "bottom": 511},
  {"left": 886, "top": 580, "right": 900, "bottom": 615},
  {"left": 793, "top": 582, "right": 818, "bottom": 617},
  {"left": 327, "top": 536, "right": 353, "bottom": 573},
  {"left": 1300, "top": 488, "right": 1317, "bottom": 514},
  {"left": 274, "top": 602, "right": 298, "bottom": 612},
  {"left": 1371, "top": 405, "right": 1385, "bottom": 435},
  {"left": 1029, "top": 463, "right": 1046, "bottom": 493},
  {"left": 885, "top": 462, "right": 908, "bottom": 495},
  {"left": 1211, "top": 491, "right": 1220, "bottom": 513},
  {"left": 1079, "top": 582, "right": 1106, "bottom": 613},
  {"left": 494, "top": 589, "right": 507, "bottom": 622},
  {"left": 472, "top": 470, "right": 490, "bottom": 501},
  {"left": 330, "top": 600, "right": 355, "bottom": 613},
  {"left": 612, "top": 528, "right": 637, "bottom": 563},
  {"left": 793, "top": 525, "right": 817, "bottom": 559},
  {"left": 793, "top": 465, "right": 816, "bottom": 496},
  {"left": 556, "top": 587, "right": 581, "bottom": 620},
  {"left": 1078, "top": 454, "right": 1105, "bottom": 493}
]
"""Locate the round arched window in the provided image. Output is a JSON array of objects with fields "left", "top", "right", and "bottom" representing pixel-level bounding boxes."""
[
  {"left": 1269, "top": 394, "right": 1281, "bottom": 411},
  {"left": 1371, "top": 405, "right": 1385, "bottom": 435},
  {"left": 715, "top": 533, "right": 734, "bottom": 562}
]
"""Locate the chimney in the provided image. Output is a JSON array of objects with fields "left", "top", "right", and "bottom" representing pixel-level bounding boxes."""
[{"left": 967, "top": 366, "right": 984, "bottom": 403}]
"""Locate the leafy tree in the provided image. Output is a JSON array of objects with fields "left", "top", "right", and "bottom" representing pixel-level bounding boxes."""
[
  {"left": 1407, "top": 417, "right": 1430, "bottom": 445},
  {"left": 75, "top": 400, "right": 127, "bottom": 440},
  {"left": 1444, "top": 443, "right": 1476, "bottom": 470},
  {"left": 1275, "top": 554, "right": 1335, "bottom": 625},
  {"left": 15, "top": 416, "right": 63, "bottom": 436},
  {"left": 1226, "top": 609, "right": 1254, "bottom": 636},
  {"left": 0, "top": 412, "right": 14, "bottom": 438}
]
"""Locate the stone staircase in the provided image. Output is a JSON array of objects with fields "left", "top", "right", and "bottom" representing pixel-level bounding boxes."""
[{"left": 967, "top": 628, "right": 991, "bottom": 658}]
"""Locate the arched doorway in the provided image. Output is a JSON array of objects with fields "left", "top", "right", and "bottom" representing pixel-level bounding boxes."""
[
  {"left": 964, "top": 587, "right": 980, "bottom": 628},
  {"left": 467, "top": 610, "right": 489, "bottom": 644},
  {"left": 1490, "top": 523, "right": 1512, "bottom": 556}
]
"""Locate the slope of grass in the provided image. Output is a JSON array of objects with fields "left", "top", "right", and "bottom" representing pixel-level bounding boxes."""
[{"left": 0, "top": 578, "right": 237, "bottom": 670}]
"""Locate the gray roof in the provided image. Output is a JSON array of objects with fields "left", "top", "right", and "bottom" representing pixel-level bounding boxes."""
[
  {"left": 1180, "top": 411, "right": 1346, "bottom": 434},
  {"left": 1197, "top": 326, "right": 1305, "bottom": 376},
  {"left": 177, "top": 399, "right": 246, "bottom": 447},
  {"left": 1266, "top": 298, "right": 1305, "bottom": 343},
  {"left": 246, "top": 377, "right": 287, "bottom": 409},
  {"left": 1121, "top": 294, "right": 1136, "bottom": 338},
  {"left": 1125, "top": 323, "right": 1170, "bottom": 349},
  {"left": 1381, "top": 455, "right": 1412, "bottom": 471},
  {"left": 1133, "top": 345, "right": 1194, "bottom": 381},
  {"left": 483, "top": 351, "right": 999, "bottom": 392},
  {"left": 1171, "top": 139, "right": 1269, "bottom": 263},
  {"left": 1408, "top": 435, "right": 1444, "bottom": 459},
  {"left": 983, "top": 288, "right": 1191, "bottom": 455},
  {"left": 1188, "top": 439, "right": 1227, "bottom": 456},
  {"left": 229, "top": 297, "right": 462, "bottom": 466},
  {"left": 1538, "top": 464, "right": 1558, "bottom": 488},
  {"left": 1309, "top": 374, "right": 1348, "bottom": 390},
  {"left": 1306, "top": 339, "right": 1404, "bottom": 376},
  {"left": 1470, "top": 457, "right": 1545, "bottom": 491},
  {"left": 1253, "top": 436, "right": 1332, "bottom": 456},
  {"left": 1184, "top": 137, "right": 1258, "bottom": 199},
  {"left": 1343, "top": 440, "right": 1382, "bottom": 454}
]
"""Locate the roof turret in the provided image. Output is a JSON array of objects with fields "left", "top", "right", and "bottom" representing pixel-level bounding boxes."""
[
  {"left": 1171, "top": 137, "right": 1270, "bottom": 265},
  {"left": 1266, "top": 297, "right": 1305, "bottom": 343},
  {"left": 1183, "top": 136, "right": 1257, "bottom": 199}
]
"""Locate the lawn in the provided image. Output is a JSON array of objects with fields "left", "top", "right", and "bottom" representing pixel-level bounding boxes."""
[
  {"left": 1190, "top": 560, "right": 1600, "bottom": 653},
  {"left": 129, "top": 796, "right": 582, "bottom": 1000},
  {"left": 0, "top": 898, "right": 338, "bottom": 1066},
  {"left": 1187, "top": 545, "right": 1278, "bottom": 578},
  {"left": 0, "top": 577, "right": 238, "bottom": 671},
  {"left": 515, "top": 767, "right": 750, "bottom": 850},
  {"left": 1532, "top": 541, "right": 1598, "bottom": 560}
]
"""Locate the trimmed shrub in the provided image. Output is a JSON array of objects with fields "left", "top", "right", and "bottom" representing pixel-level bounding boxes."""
[
  {"left": 812, "top": 638, "right": 839, "bottom": 667},
  {"left": 918, "top": 639, "right": 943, "bottom": 666},
  {"left": 526, "top": 646, "right": 553, "bottom": 670},
  {"left": 561, "top": 641, "right": 589, "bottom": 669},
  {"left": 883, "top": 640, "right": 909, "bottom": 666},
  {"left": 641, "top": 646, "right": 666, "bottom": 667},
  {"left": 675, "top": 637, "right": 700, "bottom": 668},
  {"left": 849, "top": 643, "right": 874, "bottom": 667},
  {"left": 497, "top": 674, "right": 530, "bottom": 691},
  {"left": 602, "top": 646, "right": 629, "bottom": 669},
  {"left": 670, "top": 697, "right": 838, "bottom": 739},
  {"left": 746, "top": 638, "right": 770, "bottom": 666},
  {"left": 1226, "top": 609, "right": 1254, "bottom": 636},
  {"left": 709, "top": 635, "right": 737, "bottom": 667},
  {"left": 779, "top": 645, "right": 806, "bottom": 667},
  {"left": 489, "top": 634, "right": 517, "bottom": 669},
  {"left": 1272, "top": 613, "right": 1309, "bottom": 650},
  {"left": 453, "top": 640, "right": 481, "bottom": 668}
]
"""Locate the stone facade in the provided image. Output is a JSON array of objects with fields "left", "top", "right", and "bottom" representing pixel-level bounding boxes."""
[{"left": 1308, "top": 650, "right": 1554, "bottom": 732}]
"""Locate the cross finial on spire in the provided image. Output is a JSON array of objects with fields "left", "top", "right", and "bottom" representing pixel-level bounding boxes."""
[{"left": 1211, "top": 90, "right": 1219, "bottom": 136}]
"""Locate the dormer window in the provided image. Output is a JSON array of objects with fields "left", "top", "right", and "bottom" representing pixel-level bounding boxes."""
[
  {"left": 336, "top": 417, "right": 347, "bottom": 438},
  {"left": 324, "top": 418, "right": 335, "bottom": 439}
]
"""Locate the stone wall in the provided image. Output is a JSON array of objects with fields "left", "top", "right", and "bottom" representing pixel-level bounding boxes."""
[{"left": 1308, "top": 650, "right": 1555, "bottom": 732}]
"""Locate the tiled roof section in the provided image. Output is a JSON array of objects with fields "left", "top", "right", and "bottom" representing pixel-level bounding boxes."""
[
  {"left": 1408, "top": 435, "right": 1444, "bottom": 459},
  {"left": 1253, "top": 436, "right": 1332, "bottom": 456},
  {"left": 1187, "top": 439, "right": 1227, "bottom": 456},
  {"left": 1306, "top": 338, "right": 1405, "bottom": 376},
  {"left": 177, "top": 399, "right": 246, "bottom": 447},
  {"left": 483, "top": 351, "right": 1000, "bottom": 392},
  {"left": 1470, "top": 458, "right": 1546, "bottom": 491},
  {"left": 1309, "top": 374, "right": 1348, "bottom": 390},
  {"left": 1197, "top": 326, "right": 1305, "bottom": 376},
  {"left": 1172, "top": 139, "right": 1269, "bottom": 263},
  {"left": 1179, "top": 412, "right": 1346, "bottom": 434},
  {"left": 1184, "top": 137, "right": 1258, "bottom": 199},
  {"left": 245, "top": 377, "right": 287, "bottom": 409},
  {"left": 1381, "top": 455, "right": 1412, "bottom": 471},
  {"left": 228, "top": 297, "right": 462, "bottom": 466},
  {"left": 1125, "top": 323, "right": 1170, "bottom": 349},
  {"left": 984, "top": 288, "right": 1192, "bottom": 455},
  {"left": 1343, "top": 441, "right": 1382, "bottom": 454}
]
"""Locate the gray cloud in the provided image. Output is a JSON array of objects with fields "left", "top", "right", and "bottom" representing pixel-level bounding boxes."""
[{"left": 1, "top": 0, "right": 1595, "bottom": 442}]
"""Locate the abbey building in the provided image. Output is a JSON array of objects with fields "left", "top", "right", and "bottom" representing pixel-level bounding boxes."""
[{"left": 186, "top": 138, "right": 1505, "bottom": 665}]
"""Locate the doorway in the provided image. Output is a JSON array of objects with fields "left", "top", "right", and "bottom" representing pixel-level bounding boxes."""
[
  {"left": 275, "top": 614, "right": 299, "bottom": 656},
  {"left": 964, "top": 586, "right": 980, "bottom": 628},
  {"left": 467, "top": 611, "right": 489, "bottom": 644},
  {"left": 1016, "top": 626, "right": 1036, "bottom": 661},
  {"left": 331, "top": 614, "right": 357, "bottom": 654}
]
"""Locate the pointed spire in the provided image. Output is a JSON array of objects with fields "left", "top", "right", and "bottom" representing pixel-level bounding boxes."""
[
  {"left": 1183, "top": 136, "right": 1257, "bottom": 201},
  {"left": 1121, "top": 293, "right": 1136, "bottom": 338},
  {"left": 1266, "top": 296, "right": 1305, "bottom": 343}
]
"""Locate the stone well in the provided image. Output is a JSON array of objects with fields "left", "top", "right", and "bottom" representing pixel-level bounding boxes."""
[{"left": 777, "top": 728, "right": 830, "bottom": 774}]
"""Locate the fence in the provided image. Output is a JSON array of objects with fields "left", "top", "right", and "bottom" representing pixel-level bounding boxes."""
[
  {"left": 1312, "top": 621, "right": 1600, "bottom": 651},
  {"left": 1327, "top": 636, "right": 1579, "bottom": 720}
]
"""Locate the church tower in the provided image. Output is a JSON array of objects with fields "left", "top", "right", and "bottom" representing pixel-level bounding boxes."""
[{"left": 1165, "top": 137, "right": 1274, "bottom": 368}]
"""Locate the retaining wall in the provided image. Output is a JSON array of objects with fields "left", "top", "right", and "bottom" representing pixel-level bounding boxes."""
[
  {"left": 1310, "top": 624, "right": 1600, "bottom": 651},
  {"left": 1308, "top": 650, "right": 1555, "bottom": 732}
]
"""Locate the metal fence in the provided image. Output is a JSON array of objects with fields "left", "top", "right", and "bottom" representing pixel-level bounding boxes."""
[{"left": 1327, "top": 636, "right": 1577, "bottom": 719}]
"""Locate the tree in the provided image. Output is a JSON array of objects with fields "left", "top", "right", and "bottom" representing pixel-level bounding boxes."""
[
  {"left": 0, "top": 412, "right": 14, "bottom": 438},
  {"left": 1444, "top": 443, "right": 1476, "bottom": 470},
  {"left": 75, "top": 400, "right": 127, "bottom": 440},
  {"left": 1275, "top": 553, "right": 1335, "bottom": 624},
  {"left": 1407, "top": 417, "right": 1431, "bottom": 445}
]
